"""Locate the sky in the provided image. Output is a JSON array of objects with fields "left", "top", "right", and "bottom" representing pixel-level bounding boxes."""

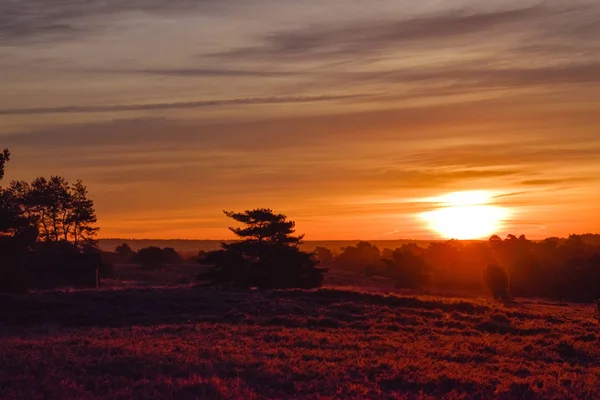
[{"left": 1, "top": 0, "right": 600, "bottom": 240}]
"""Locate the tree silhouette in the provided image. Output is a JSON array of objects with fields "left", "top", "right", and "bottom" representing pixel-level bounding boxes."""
[
  {"left": 0, "top": 151, "right": 38, "bottom": 248},
  {"left": 162, "top": 247, "right": 183, "bottom": 265},
  {"left": 10, "top": 177, "right": 98, "bottom": 249},
  {"left": 0, "top": 150, "right": 37, "bottom": 292},
  {"left": 383, "top": 245, "right": 432, "bottom": 289},
  {"left": 313, "top": 246, "right": 334, "bottom": 266},
  {"left": 0, "top": 148, "right": 9, "bottom": 181},
  {"left": 134, "top": 246, "right": 168, "bottom": 269},
  {"left": 224, "top": 209, "right": 304, "bottom": 246},
  {"left": 335, "top": 241, "right": 384, "bottom": 276},
  {"left": 115, "top": 243, "right": 134, "bottom": 262},
  {"left": 483, "top": 264, "right": 511, "bottom": 300},
  {"left": 69, "top": 180, "right": 98, "bottom": 248},
  {"left": 198, "top": 209, "right": 326, "bottom": 289}
]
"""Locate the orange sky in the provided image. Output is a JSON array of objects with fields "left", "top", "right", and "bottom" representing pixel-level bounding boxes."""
[{"left": 1, "top": 0, "right": 600, "bottom": 240}]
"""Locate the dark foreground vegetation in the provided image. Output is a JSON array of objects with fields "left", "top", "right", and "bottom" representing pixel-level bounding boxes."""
[{"left": 1, "top": 284, "right": 599, "bottom": 399}]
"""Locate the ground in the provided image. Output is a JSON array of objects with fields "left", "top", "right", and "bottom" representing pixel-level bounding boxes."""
[{"left": 0, "top": 267, "right": 598, "bottom": 399}]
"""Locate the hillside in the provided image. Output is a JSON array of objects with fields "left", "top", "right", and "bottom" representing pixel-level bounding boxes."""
[{"left": 1, "top": 284, "right": 598, "bottom": 399}]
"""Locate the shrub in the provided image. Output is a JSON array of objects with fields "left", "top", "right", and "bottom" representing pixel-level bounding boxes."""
[
  {"left": 483, "top": 264, "right": 511, "bottom": 300},
  {"left": 134, "top": 246, "right": 168, "bottom": 270},
  {"left": 595, "top": 299, "right": 599, "bottom": 324},
  {"left": 386, "top": 246, "right": 431, "bottom": 289}
]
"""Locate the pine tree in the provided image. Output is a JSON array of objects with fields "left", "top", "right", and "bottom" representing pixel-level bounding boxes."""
[{"left": 198, "top": 208, "right": 326, "bottom": 289}]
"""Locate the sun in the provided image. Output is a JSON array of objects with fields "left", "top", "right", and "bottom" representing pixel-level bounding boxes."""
[{"left": 421, "top": 191, "right": 509, "bottom": 240}]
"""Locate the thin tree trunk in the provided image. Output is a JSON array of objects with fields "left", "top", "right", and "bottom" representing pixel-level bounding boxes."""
[
  {"left": 39, "top": 210, "right": 49, "bottom": 242},
  {"left": 74, "top": 220, "right": 79, "bottom": 248}
]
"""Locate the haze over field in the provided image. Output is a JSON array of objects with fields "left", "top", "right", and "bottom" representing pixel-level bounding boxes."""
[{"left": 2, "top": 0, "right": 600, "bottom": 240}]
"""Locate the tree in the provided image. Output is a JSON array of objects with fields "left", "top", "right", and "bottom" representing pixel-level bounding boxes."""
[
  {"left": 483, "top": 264, "right": 511, "bottom": 300},
  {"left": 334, "top": 241, "right": 384, "bottom": 276},
  {"left": 313, "top": 246, "right": 334, "bottom": 266},
  {"left": 13, "top": 176, "right": 98, "bottom": 249},
  {"left": 115, "top": 243, "right": 134, "bottom": 262},
  {"left": 69, "top": 180, "right": 98, "bottom": 248},
  {"left": 224, "top": 209, "right": 304, "bottom": 247},
  {"left": 198, "top": 209, "right": 326, "bottom": 289},
  {"left": 383, "top": 245, "right": 432, "bottom": 289},
  {"left": 0, "top": 152, "right": 38, "bottom": 248},
  {"left": 162, "top": 247, "right": 183, "bottom": 265},
  {"left": 0, "top": 150, "right": 37, "bottom": 292},
  {"left": 134, "top": 246, "right": 168, "bottom": 269},
  {"left": 0, "top": 148, "right": 9, "bottom": 181}
]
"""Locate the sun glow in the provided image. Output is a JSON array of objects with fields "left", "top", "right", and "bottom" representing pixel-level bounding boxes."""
[{"left": 421, "top": 191, "right": 509, "bottom": 240}]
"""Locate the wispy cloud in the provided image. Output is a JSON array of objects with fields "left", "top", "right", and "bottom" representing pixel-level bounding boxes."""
[
  {"left": 212, "top": 4, "right": 598, "bottom": 62},
  {"left": 0, "top": 0, "right": 202, "bottom": 43},
  {"left": 100, "top": 68, "right": 306, "bottom": 78},
  {"left": 520, "top": 178, "right": 595, "bottom": 186},
  {"left": 0, "top": 93, "right": 374, "bottom": 116}
]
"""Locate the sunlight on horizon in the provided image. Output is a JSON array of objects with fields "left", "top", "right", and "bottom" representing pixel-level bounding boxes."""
[{"left": 421, "top": 190, "right": 510, "bottom": 240}]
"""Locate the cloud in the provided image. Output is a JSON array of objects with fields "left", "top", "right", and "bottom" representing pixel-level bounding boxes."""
[
  {"left": 0, "top": 0, "right": 202, "bottom": 43},
  {"left": 101, "top": 68, "right": 305, "bottom": 78},
  {"left": 107, "top": 62, "right": 600, "bottom": 92},
  {"left": 404, "top": 143, "right": 600, "bottom": 170},
  {"left": 212, "top": 4, "right": 599, "bottom": 62},
  {"left": 343, "top": 63, "right": 600, "bottom": 91},
  {"left": 520, "top": 178, "right": 595, "bottom": 186},
  {"left": 358, "top": 168, "right": 524, "bottom": 190},
  {"left": 0, "top": 93, "right": 374, "bottom": 116},
  {"left": 213, "top": 6, "right": 541, "bottom": 60}
]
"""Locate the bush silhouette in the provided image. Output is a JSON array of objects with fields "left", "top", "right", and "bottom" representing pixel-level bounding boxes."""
[
  {"left": 382, "top": 246, "right": 432, "bottom": 289},
  {"left": 134, "top": 246, "right": 168, "bottom": 270},
  {"left": 334, "top": 241, "right": 384, "bottom": 276},
  {"left": 483, "top": 264, "right": 511, "bottom": 300},
  {"left": 197, "top": 209, "right": 326, "bottom": 289},
  {"left": 162, "top": 247, "right": 183, "bottom": 265},
  {"left": 115, "top": 243, "right": 134, "bottom": 262}
]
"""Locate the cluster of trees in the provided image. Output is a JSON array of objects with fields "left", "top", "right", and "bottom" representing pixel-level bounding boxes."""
[
  {"left": 0, "top": 149, "right": 100, "bottom": 291},
  {"left": 198, "top": 209, "right": 326, "bottom": 289},
  {"left": 314, "top": 235, "right": 600, "bottom": 302},
  {"left": 114, "top": 243, "right": 183, "bottom": 268},
  {"left": 1, "top": 150, "right": 97, "bottom": 252}
]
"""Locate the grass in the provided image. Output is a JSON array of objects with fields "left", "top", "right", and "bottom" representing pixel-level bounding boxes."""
[{"left": 0, "top": 272, "right": 599, "bottom": 399}]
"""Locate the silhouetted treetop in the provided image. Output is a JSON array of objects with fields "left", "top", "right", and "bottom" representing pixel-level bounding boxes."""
[
  {"left": 0, "top": 148, "right": 9, "bottom": 181},
  {"left": 199, "top": 208, "right": 325, "bottom": 289},
  {"left": 224, "top": 208, "right": 304, "bottom": 247},
  {"left": 134, "top": 246, "right": 167, "bottom": 269},
  {"left": 115, "top": 243, "right": 134, "bottom": 262},
  {"left": 10, "top": 176, "right": 98, "bottom": 248}
]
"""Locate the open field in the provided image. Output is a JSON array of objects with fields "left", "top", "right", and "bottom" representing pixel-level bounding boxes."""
[{"left": 1, "top": 280, "right": 599, "bottom": 399}]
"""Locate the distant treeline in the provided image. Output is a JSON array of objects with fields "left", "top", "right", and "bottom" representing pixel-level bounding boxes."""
[
  {"left": 314, "top": 234, "right": 600, "bottom": 302},
  {"left": 97, "top": 239, "right": 435, "bottom": 255}
]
